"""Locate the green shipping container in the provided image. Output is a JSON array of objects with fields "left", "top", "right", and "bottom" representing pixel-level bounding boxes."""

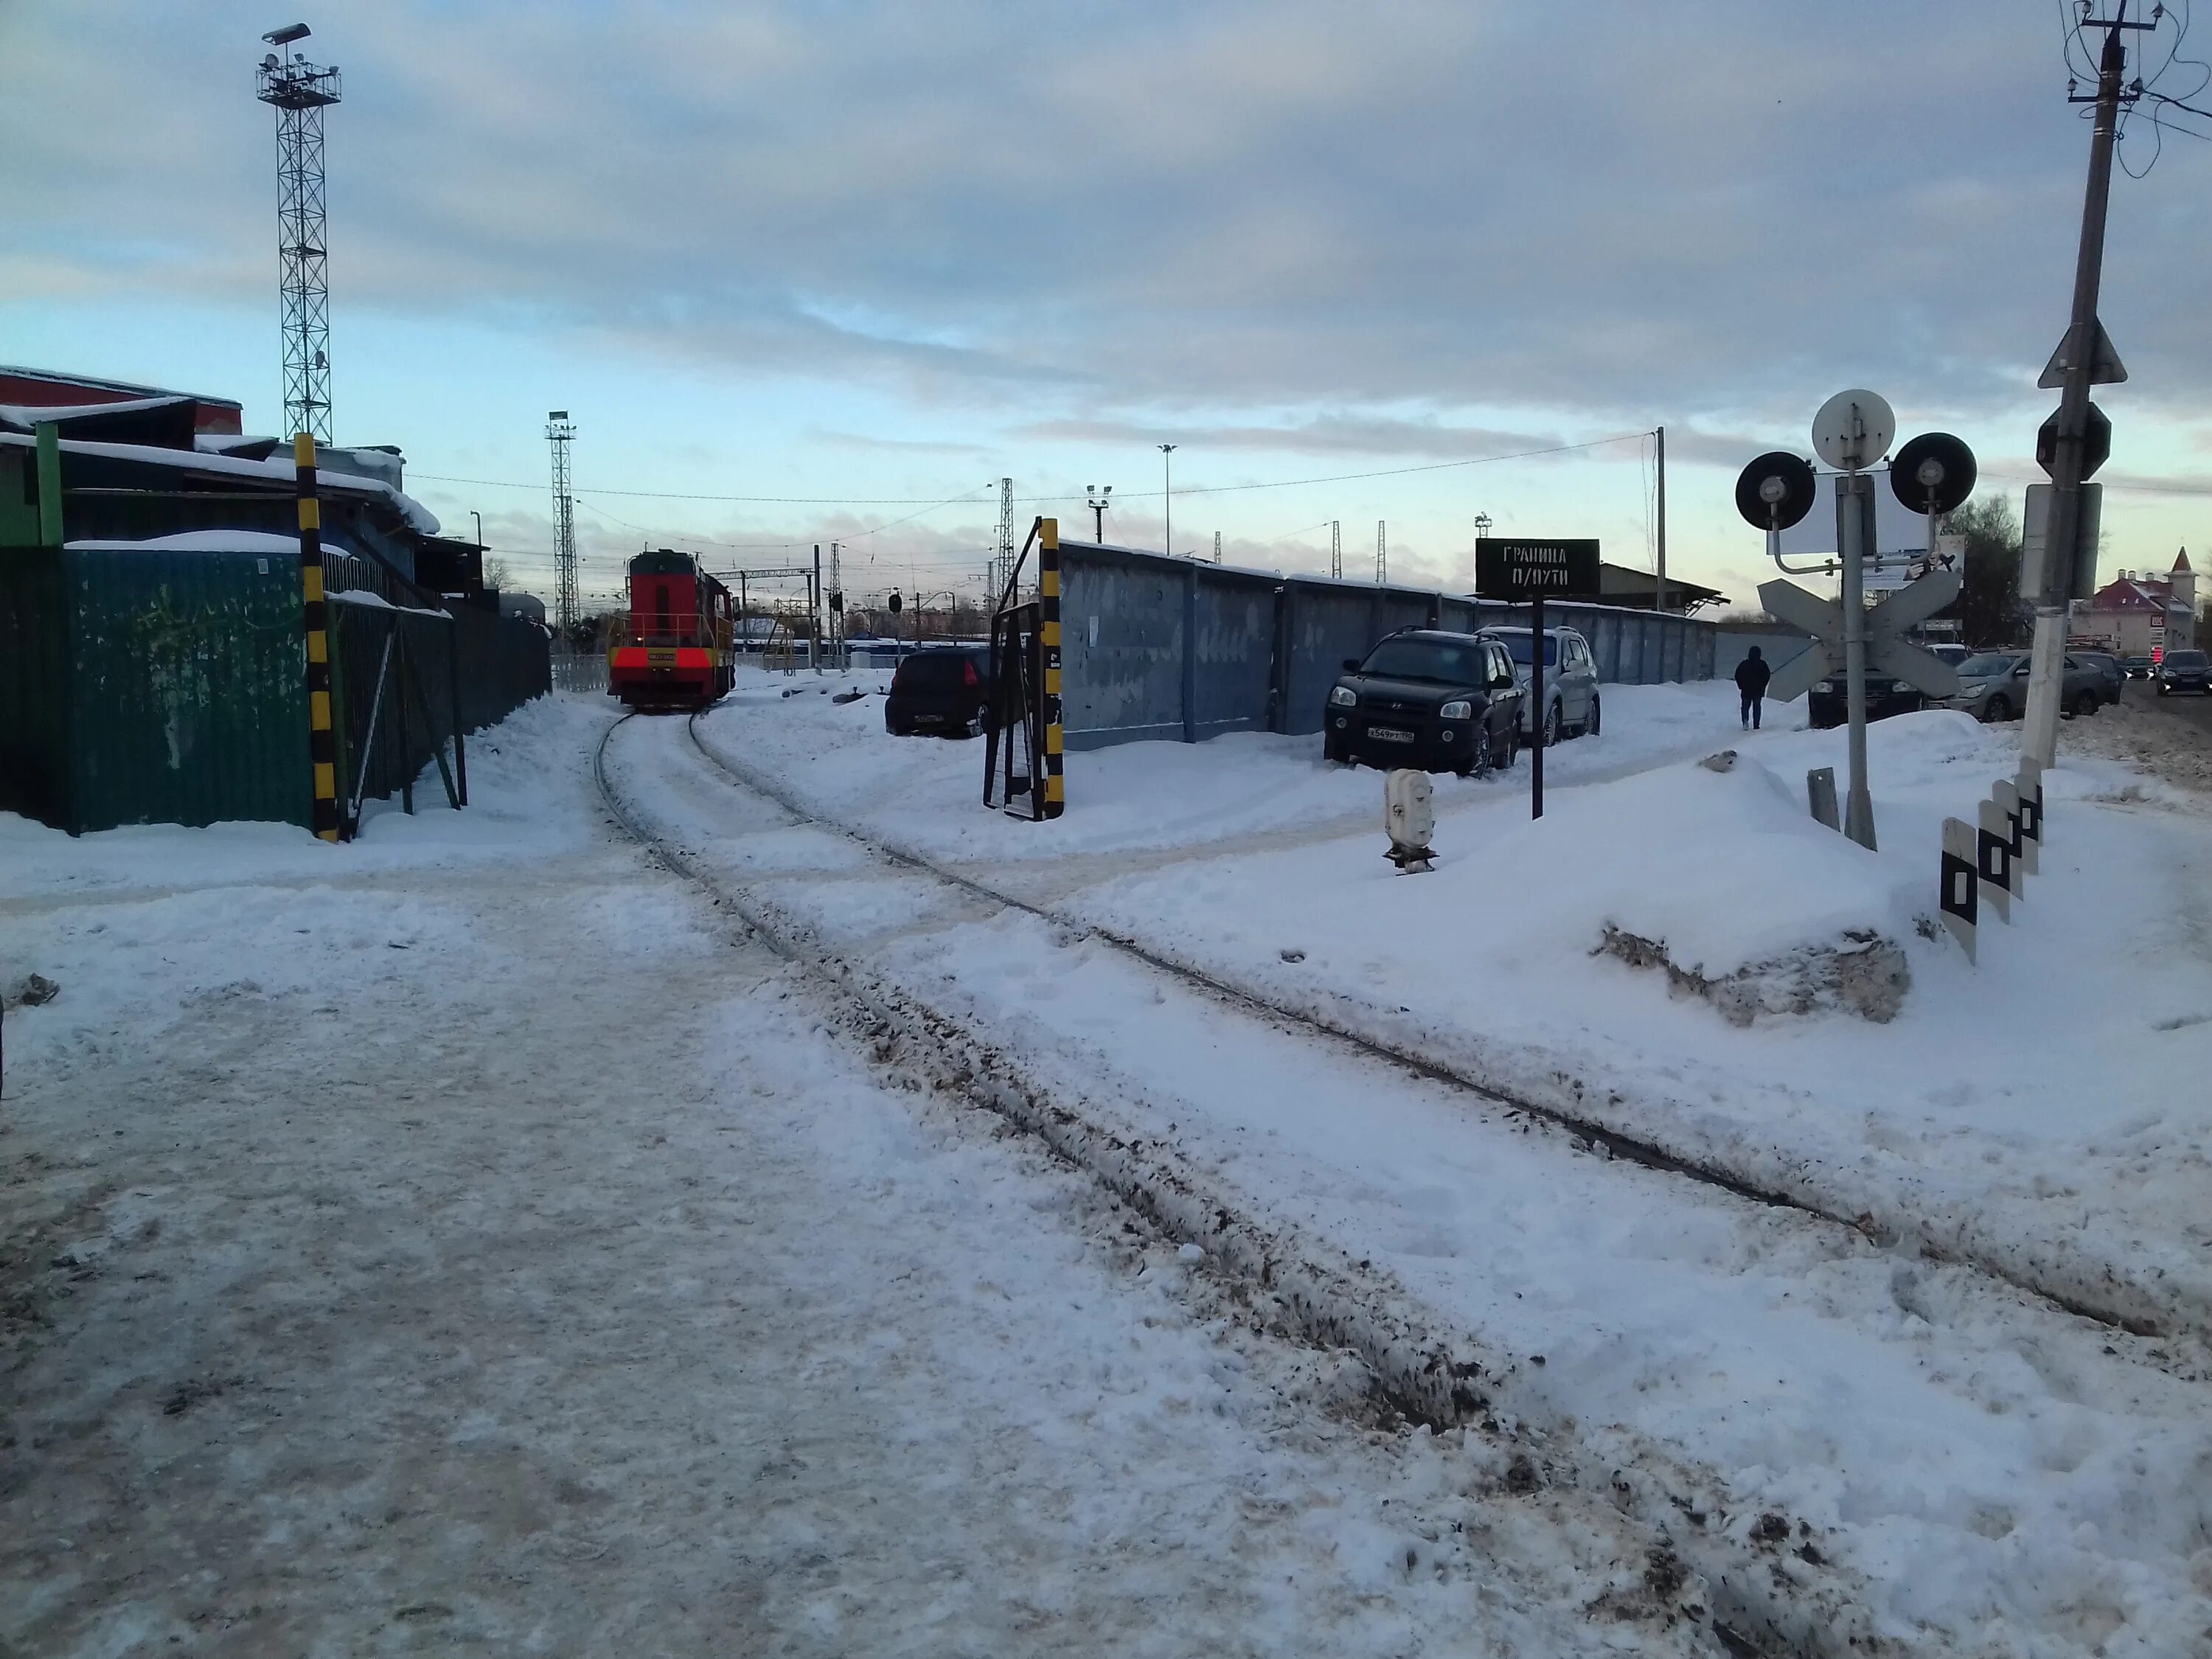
[{"left": 0, "top": 540, "right": 310, "bottom": 834}]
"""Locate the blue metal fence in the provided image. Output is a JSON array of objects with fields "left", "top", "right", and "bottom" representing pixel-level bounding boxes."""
[{"left": 1057, "top": 543, "right": 1716, "bottom": 751}]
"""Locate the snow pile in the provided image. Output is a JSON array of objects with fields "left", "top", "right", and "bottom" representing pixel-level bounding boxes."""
[{"left": 707, "top": 664, "right": 1746, "bottom": 866}]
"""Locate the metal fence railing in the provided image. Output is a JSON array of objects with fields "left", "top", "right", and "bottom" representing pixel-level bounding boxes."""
[{"left": 551, "top": 645, "right": 609, "bottom": 696}]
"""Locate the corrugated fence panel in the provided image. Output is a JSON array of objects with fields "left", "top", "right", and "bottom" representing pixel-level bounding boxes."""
[
  {"left": 0, "top": 547, "right": 72, "bottom": 828},
  {"left": 1061, "top": 548, "right": 1185, "bottom": 749},
  {"left": 63, "top": 545, "right": 309, "bottom": 832},
  {"left": 1054, "top": 543, "right": 1716, "bottom": 751},
  {"left": 1193, "top": 568, "right": 1276, "bottom": 739}
]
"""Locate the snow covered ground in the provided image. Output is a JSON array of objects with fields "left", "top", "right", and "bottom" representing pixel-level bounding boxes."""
[
  {"left": 0, "top": 699, "right": 1711, "bottom": 1658},
  {"left": 704, "top": 669, "right": 2212, "bottom": 1340},
  {"left": 672, "top": 667, "right": 2212, "bottom": 1655},
  {"left": 11, "top": 681, "right": 2212, "bottom": 1655}
]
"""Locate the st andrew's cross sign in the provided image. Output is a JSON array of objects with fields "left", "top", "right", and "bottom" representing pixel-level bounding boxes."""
[{"left": 1475, "top": 538, "right": 1601, "bottom": 601}]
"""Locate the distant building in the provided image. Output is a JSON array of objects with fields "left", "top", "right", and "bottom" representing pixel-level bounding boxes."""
[
  {"left": 2072, "top": 552, "right": 2196, "bottom": 656},
  {"left": 0, "top": 364, "right": 243, "bottom": 435},
  {"left": 1596, "top": 562, "right": 1728, "bottom": 614}
]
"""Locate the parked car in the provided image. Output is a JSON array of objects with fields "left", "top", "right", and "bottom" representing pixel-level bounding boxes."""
[
  {"left": 1808, "top": 674, "right": 1924, "bottom": 729},
  {"left": 1481, "top": 626, "right": 1599, "bottom": 746},
  {"left": 884, "top": 644, "right": 994, "bottom": 736},
  {"left": 2157, "top": 648, "right": 2211, "bottom": 695},
  {"left": 2120, "top": 655, "right": 2157, "bottom": 679},
  {"left": 1925, "top": 642, "right": 1971, "bottom": 667},
  {"left": 1937, "top": 652, "right": 2107, "bottom": 722},
  {"left": 2070, "top": 650, "right": 2126, "bottom": 706},
  {"left": 1324, "top": 630, "right": 1523, "bottom": 776}
]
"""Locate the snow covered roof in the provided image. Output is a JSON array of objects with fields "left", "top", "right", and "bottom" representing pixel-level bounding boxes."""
[
  {"left": 65, "top": 529, "right": 304, "bottom": 556},
  {"left": 0, "top": 429, "right": 441, "bottom": 536},
  {"left": 0, "top": 396, "right": 195, "bottom": 427}
]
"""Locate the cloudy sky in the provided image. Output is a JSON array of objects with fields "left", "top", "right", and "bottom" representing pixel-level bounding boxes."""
[{"left": 5, "top": 0, "right": 2208, "bottom": 609}]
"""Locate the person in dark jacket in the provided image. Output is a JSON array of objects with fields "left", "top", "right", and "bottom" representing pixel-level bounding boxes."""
[{"left": 1734, "top": 647, "right": 1771, "bottom": 731}]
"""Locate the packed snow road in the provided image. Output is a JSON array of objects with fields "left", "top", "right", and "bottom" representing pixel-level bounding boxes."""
[{"left": 0, "top": 701, "right": 1710, "bottom": 1658}]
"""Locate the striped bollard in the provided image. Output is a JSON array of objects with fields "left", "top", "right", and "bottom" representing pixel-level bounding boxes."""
[
  {"left": 2014, "top": 761, "right": 2042, "bottom": 877},
  {"left": 1040, "top": 517, "right": 1065, "bottom": 818},
  {"left": 1976, "top": 798, "right": 2014, "bottom": 926},
  {"left": 1939, "top": 817, "right": 1977, "bottom": 962},
  {"left": 295, "top": 434, "right": 340, "bottom": 841}
]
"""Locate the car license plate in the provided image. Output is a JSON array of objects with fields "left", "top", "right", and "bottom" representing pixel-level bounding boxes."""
[{"left": 1366, "top": 726, "right": 1415, "bottom": 744}]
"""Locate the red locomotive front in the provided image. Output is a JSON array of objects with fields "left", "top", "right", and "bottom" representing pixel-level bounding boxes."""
[{"left": 607, "top": 548, "right": 734, "bottom": 711}]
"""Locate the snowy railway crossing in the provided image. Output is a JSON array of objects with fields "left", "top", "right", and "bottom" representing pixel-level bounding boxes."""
[{"left": 7, "top": 678, "right": 2212, "bottom": 1657}]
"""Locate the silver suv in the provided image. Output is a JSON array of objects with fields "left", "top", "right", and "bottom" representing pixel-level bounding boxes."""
[
  {"left": 1482, "top": 626, "right": 1599, "bottom": 746},
  {"left": 1938, "top": 651, "right": 2107, "bottom": 723}
]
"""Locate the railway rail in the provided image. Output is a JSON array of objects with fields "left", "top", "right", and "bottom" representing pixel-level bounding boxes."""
[
  {"left": 592, "top": 710, "right": 1879, "bottom": 1656},
  {"left": 592, "top": 704, "right": 2212, "bottom": 1655},
  {"left": 676, "top": 706, "right": 2199, "bottom": 1357}
]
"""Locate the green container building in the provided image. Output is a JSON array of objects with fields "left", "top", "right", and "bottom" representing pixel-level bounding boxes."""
[{"left": 0, "top": 538, "right": 310, "bottom": 835}]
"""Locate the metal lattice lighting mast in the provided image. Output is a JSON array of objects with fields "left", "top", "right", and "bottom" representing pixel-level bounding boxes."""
[
  {"left": 1375, "top": 521, "right": 1387, "bottom": 584},
  {"left": 546, "top": 412, "right": 578, "bottom": 636},
  {"left": 995, "top": 477, "right": 1015, "bottom": 599},
  {"left": 257, "top": 24, "right": 342, "bottom": 443},
  {"left": 1330, "top": 521, "right": 1341, "bottom": 580}
]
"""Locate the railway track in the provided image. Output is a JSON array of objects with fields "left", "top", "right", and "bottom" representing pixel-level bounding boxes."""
[
  {"left": 593, "top": 705, "right": 2212, "bottom": 1656},
  {"left": 592, "top": 709, "right": 1920, "bottom": 1657},
  {"left": 675, "top": 707, "right": 2201, "bottom": 1359}
]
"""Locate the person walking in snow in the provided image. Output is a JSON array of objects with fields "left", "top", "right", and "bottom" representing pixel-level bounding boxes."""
[{"left": 1734, "top": 646, "right": 1770, "bottom": 731}]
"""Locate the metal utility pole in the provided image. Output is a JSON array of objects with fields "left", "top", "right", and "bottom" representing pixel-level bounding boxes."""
[
  {"left": 995, "top": 477, "right": 1015, "bottom": 600},
  {"left": 1158, "top": 445, "right": 1177, "bottom": 556},
  {"left": 1375, "top": 521, "right": 1387, "bottom": 585},
  {"left": 2025, "top": 1, "right": 2146, "bottom": 771},
  {"left": 1654, "top": 425, "right": 1669, "bottom": 615},
  {"left": 811, "top": 543, "right": 824, "bottom": 673},
  {"left": 1330, "top": 521, "right": 1342, "bottom": 580},
  {"left": 1471, "top": 512, "right": 1492, "bottom": 590},
  {"left": 828, "top": 540, "right": 844, "bottom": 667},
  {"left": 546, "top": 412, "right": 578, "bottom": 637},
  {"left": 257, "top": 24, "right": 342, "bottom": 443}
]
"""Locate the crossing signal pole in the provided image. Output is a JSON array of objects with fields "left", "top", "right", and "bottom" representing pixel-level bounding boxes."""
[{"left": 2024, "top": 0, "right": 2149, "bottom": 769}]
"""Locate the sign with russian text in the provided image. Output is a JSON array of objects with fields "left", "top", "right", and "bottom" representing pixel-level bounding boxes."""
[{"left": 1475, "top": 538, "right": 1600, "bottom": 601}]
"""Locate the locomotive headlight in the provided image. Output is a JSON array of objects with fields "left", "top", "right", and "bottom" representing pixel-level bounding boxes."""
[{"left": 1439, "top": 700, "right": 1472, "bottom": 720}]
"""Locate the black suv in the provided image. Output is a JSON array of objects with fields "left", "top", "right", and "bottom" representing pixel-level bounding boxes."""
[
  {"left": 2157, "top": 649, "right": 2210, "bottom": 696},
  {"left": 1324, "top": 630, "right": 1523, "bottom": 775},
  {"left": 885, "top": 644, "right": 994, "bottom": 736}
]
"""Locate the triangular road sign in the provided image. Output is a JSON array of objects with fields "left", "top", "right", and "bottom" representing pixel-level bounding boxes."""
[{"left": 2038, "top": 317, "right": 2126, "bottom": 389}]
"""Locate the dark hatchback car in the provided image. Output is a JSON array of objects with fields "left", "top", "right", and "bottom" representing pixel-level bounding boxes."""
[
  {"left": 2070, "top": 650, "right": 2126, "bottom": 706},
  {"left": 2157, "top": 648, "right": 2211, "bottom": 695},
  {"left": 1324, "top": 630, "right": 1523, "bottom": 776},
  {"left": 885, "top": 644, "right": 993, "bottom": 736},
  {"left": 1808, "top": 673, "right": 1924, "bottom": 729}
]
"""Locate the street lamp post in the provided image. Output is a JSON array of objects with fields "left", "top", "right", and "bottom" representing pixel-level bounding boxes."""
[
  {"left": 1086, "top": 484, "right": 1112, "bottom": 542},
  {"left": 1471, "top": 512, "right": 1492, "bottom": 591},
  {"left": 1158, "top": 444, "right": 1177, "bottom": 557}
]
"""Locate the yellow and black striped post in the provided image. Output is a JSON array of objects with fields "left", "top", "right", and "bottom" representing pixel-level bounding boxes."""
[
  {"left": 294, "top": 434, "right": 341, "bottom": 841},
  {"left": 1039, "top": 517, "right": 1065, "bottom": 818}
]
